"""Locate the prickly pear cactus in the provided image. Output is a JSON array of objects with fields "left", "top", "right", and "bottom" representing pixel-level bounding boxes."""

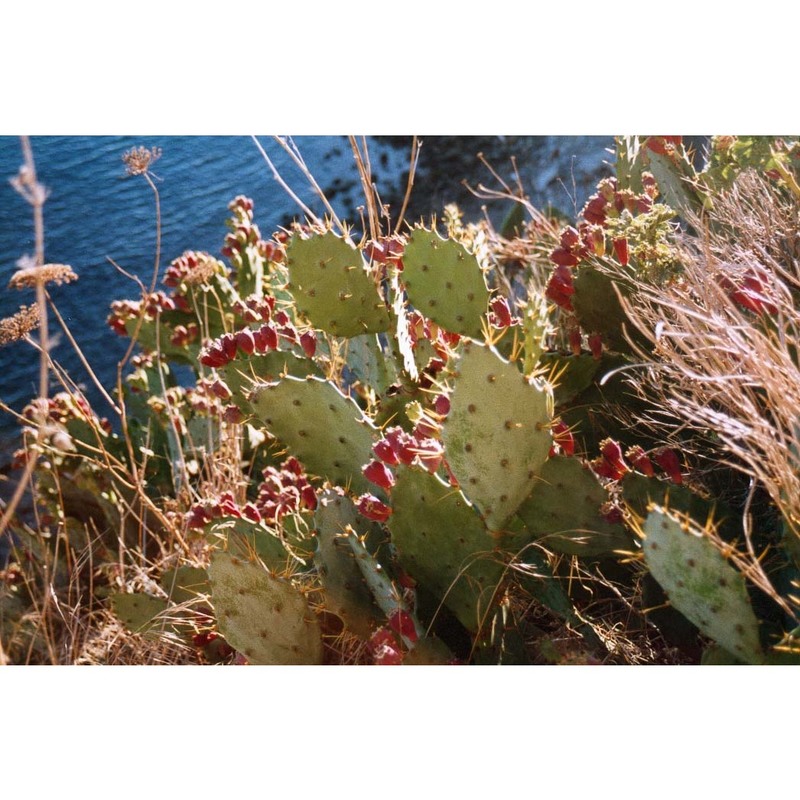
[
  {"left": 442, "top": 340, "right": 553, "bottom": 531},
  {"left": 314, "top": 489, "right": 382, "bottom": 639},
  {"left": 388, "top": 465, "right": 504, "bottom": 632},
  {"left": 515, "top": 456, "right": 632, "bottom": 556},
  {"left": 110, "top": 593, "right": 171, "bottom": 635},
  {"left": 221, "top": 351, "right": 321, "bottom": 414},
  {"left": 160, "top": 566, "right": 210, "bottom": 605},
  {"left": 248, "top": 376, "right": 378, "bottom": 495},
  {"left": 208, "top": 552, "right": 323, "bottom": 665},
  {"left": 572, "top": 267, "right": 634, "bottom": 354},
  {"left": 539, "top": 353, "right": 601, "bottom": 406},
  {"left": 641, "top": 505, "right": 764, "bottom": 664},
  {"left": 401, "top": 228, "right": 490, "bottom": 338},
  {"left": 286, "top": 230, "right": 391, "bottom": 337}
]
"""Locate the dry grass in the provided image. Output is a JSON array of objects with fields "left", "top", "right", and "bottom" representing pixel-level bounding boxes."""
[{"left": 618, "top": 171, "right": 800, "bottom": 621}]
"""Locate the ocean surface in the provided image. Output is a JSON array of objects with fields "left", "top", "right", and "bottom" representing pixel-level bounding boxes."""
[{"left": 0, "top": 135, "right": 613, "bottom": 451}]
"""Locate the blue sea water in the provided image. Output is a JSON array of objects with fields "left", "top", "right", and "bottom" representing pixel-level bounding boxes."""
[{"left": 0, "top": 135, "right": 613, "bottom": 451}]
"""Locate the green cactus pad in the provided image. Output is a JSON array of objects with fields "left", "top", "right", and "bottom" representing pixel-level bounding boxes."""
[
  {"left": 388, "top": 465, "right": 503, "bottom": 632},
  {"left": 110, "top": 593, "right": 171, "bottom": 635},
  {"left": 442, "top": 341, "right": 553, "bottom": 531},
  {"left": 344, "top": 333, "right": 399, "bottom": 396},
  {"left": 646, "top": 152, "right": 701, "bottom": 219},
  {"left": 539, "top": 353, "right": 601, "bottom": 407},
  {"left": 249, "top": 375, "right": 378, "bottom": 495},
  {"left": 314, "top": 489, "right": 382, "bottom": 639},
  {"left": 220, "top": 351, "right": 321, "bottom": 415},
  {"left": 210, "top": 516, "right": 313, "bottom": 572},
  {"left": 160, "top": 566, "right": 210, "bottom": 606},
  {"left": 401, "top": 228, "right": 490, "bottom": 339},
  {"left": 208, "top": 552, "right": 323, "bottom": 665},
  {"left": 510, "top": 542, "right": 604, "bottom": 652},
  {"left": 572, "top": 267, "right": 636, "bottom": 354},
  {"left": 286, "top": 231, "right": 391, "bottom": 338},
  {"left": 642, "top": 505, "right": 764, "bottom": 664},
  {"left": 515, "top": 456, "right": 632, "bottom": 557}
]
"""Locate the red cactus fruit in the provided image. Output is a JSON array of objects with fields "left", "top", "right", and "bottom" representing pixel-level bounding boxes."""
[
  {"left": 200, "top": 344, "right": 228, "bottom": 368},
  {"left": 363, "top": 460, "right": 396, "bottom": 491},
  {"left": 652, "top": 448, "right": 683, "bottom": 484},
  {"left": 241, "top": 503, "right": 262, "bottom": 523},
  {"left": 356, "top": 494, "right": 393, "bottom": 522},
  {"left": 625, "top": 445, "right": 655, "bottom": 477},
  {"left": 235, "top": 328, "right": 256, "bottom": 355},
  {"left": 592, "top": 438, "right": 629, "bottom": 481},
  {"left": 550, "top": 419, "right": 575, "bottom": 457},
  {"left": 388, "top": 609, "right": 419, "bottom": 643},
  {"left": 613, "top": 237, "right": 629, "bottom": 266},
  {"left": 583, "top": 195, "right": 608, "bottom": 226},
  {"left": 489, "top": 296, "right": 513, "bottom": 328},
  {"left": 644, "top": 136, "right": 682, "bottom": 156},
  {"left": 588, "top": 333, "right": 603, "bottom": 360},
  {"left": 545, "top": 265, "right": 576, "bottom": 311},
  {"left": 222, "top": 405, "right": 244, "bottom": 424},
  {"left": 254, "top": 323, "right": 279, "bottom": 352},
  {"left": 433, "top": 394, "right": 451, "bottom": 417},
  {"left": 300, "top": 330, "right": 317, "bottom": 358},
  {"left": 369, "top": 627, "right": 403, "bottom": 665},
  {"left": 209, "top": 379, "right": 232, "bottom": 401},
  {"left": 550, "top": 247, "right": 581, "bottom": 268}
]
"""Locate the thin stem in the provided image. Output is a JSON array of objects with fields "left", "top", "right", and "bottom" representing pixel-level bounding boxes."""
[
  {"left": 251, "top": 135, "right": 321, "bottom": 226},
  {"left": 275, "top": 136, "right": 345, "bottom": 233},
  {"left": 394, "top": 136, "right": 420, "bottom": 235},
  {"left": 0, "top": 137, "right": 50, "bottom": 539},
  {"left": 47, "top": 292, "right": 121, "bottom": 414}
]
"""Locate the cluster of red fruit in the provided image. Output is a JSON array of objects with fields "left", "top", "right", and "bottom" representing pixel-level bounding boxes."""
[
  {"left": 254, "top": 456, "right": 318, "bottom": 524},
  {"left": 107, "top": 291, "right": 190, "bottom": 336},
  {"left": 231, "top": 294, "right": 276, "bottom": 323},
  {"left": 717, "top": 263, "right": 779, "bottom": 316},
  {"left": 364, "top": 235, "right": 405, "bottom": 275},
  {"left": 198, "top": 316, "right": 316, "bottom": 369},
  {"left": 220, "top": 196, "right": 286, "bottom": 267},
  {"left": 184, "top": 490, "right": 259, "bottom": 529},
  {"left": 356, "top": 392, "right": 453, "bottom": 523},
  {"left": 163, "top": 250, "right": 224, "bottom": 288},
  {"left": 591, "top": 438, "right": 683, "bottom": 484},
  {"left": 22, "top": 391, "right": 112, "bottom": 435},
  {"left": 185, "top": 457, "right": 318, "bottom": 531},
  {"left": 544, "top": 173, "right": 664, "bottom": 360}
]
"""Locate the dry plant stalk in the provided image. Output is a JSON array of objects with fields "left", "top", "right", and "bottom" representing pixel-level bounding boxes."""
[
  {"left": 621, "top": 171, "right": 800, "bottom": 550},
  {"left": 0, "top": 138, "right": 52, "bottom": 539}
]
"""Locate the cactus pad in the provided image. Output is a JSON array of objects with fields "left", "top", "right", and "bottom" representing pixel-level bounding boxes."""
[
  {"left": 401, "top": 228, "right": 490, "bottom": 338},
  {"left": 221, "top": 351, "right": 321, "bottom": 414},
  {"left": 249, "top": 376, "right": 378, "bottom": 495},
  {"left": 572, "top": 268, "right": 639, "bottom": 354},
  {"left": 286, "top": 231, "right": 391, "bottom": 337},
  {"left": 388, "top": 465, "right": 503, "bottom": 632},
  {"left": 160, "top": 566, "right": 210, "bottom": 605},
  {"left": 110, "top": 593, "right": 170, "bottom": 635},
  {"left": 642, "top": 505, "right": 764, "bottom": 664},
  {"left": 515, "top": 456, "right": 631, "bottom": 556},
  {"left": 442, "top": 341, "right": 553, "bottom": 531},
  {"left": 314, "top": 489, "right": 381, "bottom": 639},
  {"left": 540, "top": 353, "right": 601, "bottom": 407},
  {"left": 208, "top": 551, "right": 323, "bottom": 665}
]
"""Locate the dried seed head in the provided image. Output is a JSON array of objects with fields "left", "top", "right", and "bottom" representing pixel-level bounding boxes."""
[
  {"left": 0, "top": 304, "right": 40, "bottom": 345},
  {"left": 123, "top": 145, "right": 162, "bottom": 176},
  {"left": 9, "top": 263, "right": 78, "bottom": 290}
]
